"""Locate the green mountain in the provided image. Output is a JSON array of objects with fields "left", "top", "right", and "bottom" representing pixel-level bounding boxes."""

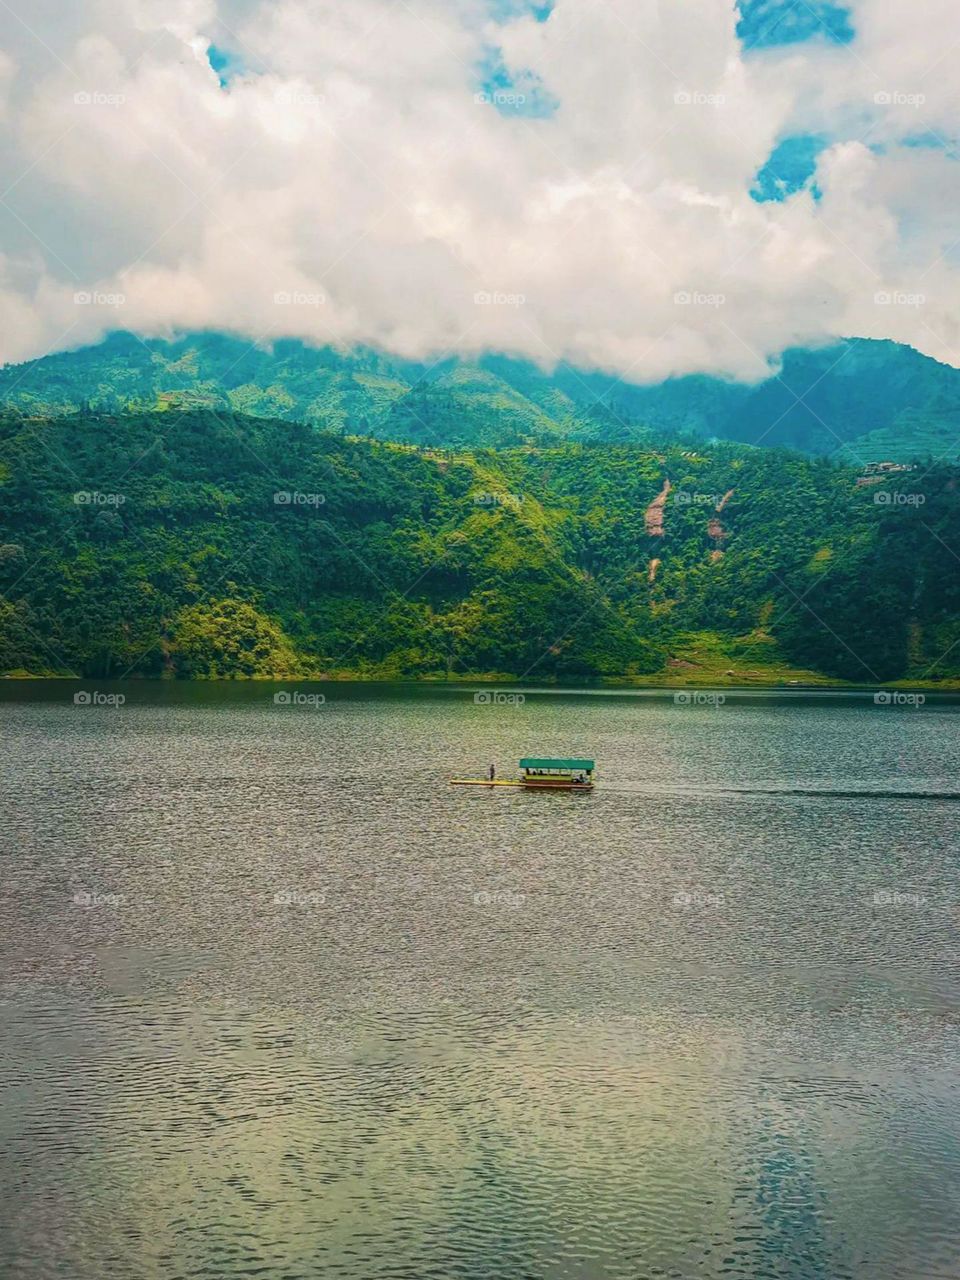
[
  {"left": 0, "top": 332, "right": 579, "bottom": 447},
  {"left": 3, "top": 331, "right": 960, "bottom": 462},
  {"left": 1, "top": 407, "right": 958, "bottom": 684},
  {"left": 723, "top": 340, "right": 960, "bottom": 462}
]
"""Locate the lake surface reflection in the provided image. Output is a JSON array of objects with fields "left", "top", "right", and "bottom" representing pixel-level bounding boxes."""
[{"left": 2, "top": 682, "right": 959, "bottom": 1278}]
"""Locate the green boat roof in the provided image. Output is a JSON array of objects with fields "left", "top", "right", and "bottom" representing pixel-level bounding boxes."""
[{"left": 519, "top": 758, "right": 595, "bottom": 771}]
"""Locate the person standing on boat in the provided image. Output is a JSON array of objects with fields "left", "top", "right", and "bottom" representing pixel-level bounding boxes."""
[{"left": 488, "top": 762, "right": 496, "bottom": 782}]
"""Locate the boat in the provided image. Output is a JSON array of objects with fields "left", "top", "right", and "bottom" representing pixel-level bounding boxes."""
[
  {"left": 450, "top": 757, "right": 595, "bottom": 790},
  {"left": 519, "top": 758, "right": 595, "bottom": 790}
]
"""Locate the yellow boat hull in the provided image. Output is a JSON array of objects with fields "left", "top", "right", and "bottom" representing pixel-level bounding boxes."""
[{"left": 449, "top": 779, "right": 523, "bottom": 786}]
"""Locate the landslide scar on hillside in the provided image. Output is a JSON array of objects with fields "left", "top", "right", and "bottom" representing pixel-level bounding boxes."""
[
  {"left": 708, "top": 489, "right": 735, "bottom": 542},
  {"left": 645, "top": 479, "right": 672, "bottom": 535}
]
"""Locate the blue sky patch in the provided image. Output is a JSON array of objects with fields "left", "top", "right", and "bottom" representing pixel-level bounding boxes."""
[
  {"left": 901, "top": 131, "right": 960, "bottom": 159},
  {"left": 487, "top": 0, "right": 554, "bottom": 21},
  {"left": 477, "top": 49, "right": 558, "bottom": 118},
  {"left": 751, "top": 134, "right": 826, "bottom": 202},
  {"left": 737, "top": 0, "right": 854, "bottom": 50},
  {"left": 207, "top": 44, "right": 241, "bottom": 88}
]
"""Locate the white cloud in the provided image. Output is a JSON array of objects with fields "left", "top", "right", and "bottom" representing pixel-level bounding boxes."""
[{"left": 0, "top": 0, "right": 958, "bottom": 378}]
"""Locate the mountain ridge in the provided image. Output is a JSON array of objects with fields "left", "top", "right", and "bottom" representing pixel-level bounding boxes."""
[{"left": 3, "top": 331, "right": 960, "bottom": 463}]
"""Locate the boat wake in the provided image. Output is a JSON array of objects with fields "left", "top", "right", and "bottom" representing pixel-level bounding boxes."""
[
  {"left": 607, "top": 785, "right": 960, "bottom": 802},
  {"left": 722, "top": 787, "right": 960, "bottom": 801}
]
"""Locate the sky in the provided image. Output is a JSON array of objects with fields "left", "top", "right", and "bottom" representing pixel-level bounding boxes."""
[{"left": 0, "top": 0, "right": 958, "bottom": 382}]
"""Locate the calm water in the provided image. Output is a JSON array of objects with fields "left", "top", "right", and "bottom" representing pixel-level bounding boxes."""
[{"left": 2, "top": 681, "right": 959, "bottom": 1279}]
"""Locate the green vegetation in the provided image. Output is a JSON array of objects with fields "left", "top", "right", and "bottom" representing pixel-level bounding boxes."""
[
  {"left": 1, "top": 407, "right": 957, "bottom": 684},
  {"left": 0, "top": 332, "right": 592, "bottom": 448}
]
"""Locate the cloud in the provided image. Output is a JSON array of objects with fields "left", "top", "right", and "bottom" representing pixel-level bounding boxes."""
[{"left": 0, "top": 0, "right": 958, "bottom": 380}]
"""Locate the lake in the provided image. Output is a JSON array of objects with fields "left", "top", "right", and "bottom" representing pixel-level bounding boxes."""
[{"left": 1, "top": 681, "right": 959, "bottom": 1279}]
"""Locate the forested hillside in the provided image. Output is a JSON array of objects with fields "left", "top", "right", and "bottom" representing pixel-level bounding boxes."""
[
  {"left": 3, "top": 331, "right": 960, "bottom": 463},
  {"left": 1, "top": 408, "right": 957, "bottom": 684}
]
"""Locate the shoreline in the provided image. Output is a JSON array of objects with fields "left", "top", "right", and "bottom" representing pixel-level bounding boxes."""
[{"left": 3, "top": 673, "right": 959, "bottom": 693}]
